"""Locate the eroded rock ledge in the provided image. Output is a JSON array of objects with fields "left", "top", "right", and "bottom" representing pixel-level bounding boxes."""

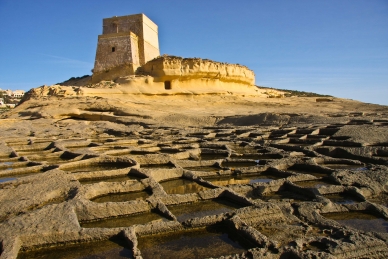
[
  {"left": 139, "top": 56, "right": 255, "bottom": 85},
  {"left": 23, "top": 56, "right": 265, "bottom": 99}
]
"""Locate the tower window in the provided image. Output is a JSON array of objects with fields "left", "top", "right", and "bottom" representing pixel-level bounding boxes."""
[
  {"left": 112, "top": 47, "right": 116, "bottom": 52},
  {"left": 164, "top": 81, "right": 171, "bottom": 90}
]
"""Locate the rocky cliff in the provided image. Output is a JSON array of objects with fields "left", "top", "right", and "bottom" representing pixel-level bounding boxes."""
[{"left": 140, "top": 56, "right": 255, "bottom": 85}]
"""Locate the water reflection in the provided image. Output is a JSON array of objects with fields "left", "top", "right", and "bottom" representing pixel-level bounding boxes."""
[
  {"left": 17, "top": 238, "right": 133, "bottom": 259},
  {"left": 0, "top": 177, "right": 16, "bottom": 183},
  {"left": 160, "top": 179, "right": 210, "bottom": 194},
  {"left": 199, "top": 154, "right": 228, "bottom": 161},
  {"left": 0, "top": 172, "right": 41, "bottom": 184},
  {"left": 168, "top": 199, "right": 244, "bottom": 222},
  {"left": 258, "top": 190, "right": 311, "bottom": 202},
  {"left": 287, "top": 167, "right": 329, "bottom": 178},
  {"left": 91, "top": 190, "right": 151, "bottom": 203},
  {"left": 140, "top": 164, "right": 175, "bottom": 169},
  {"left": 324, "top": 192, "right": 362, "bottom": 204},
  {"left": 206, "top": 174, "right": 281, "bottom": 186},
  {"left": 324, "top": 211, "right": 388, "bottom": 233},
  {"left": 138, "top": 225, "right": 254, "bottom": 259},
  {"left": 79, "top": 174, "right": 141, "bottom": 185},
  {"left": 81, "top": 211, "right": 167, "bottom": 228},
  {"left": 0, "top": 162, "right": 34, "bottom": 171},
  {"left": 184, "top": 166, "right": 220, "bottom": 172},
  {"left": 294, "top": 179, "right": 334, "bottom": 188},
  {"left": 64, "top": 164, "right": 131, "bottom": 173},
  {"left": 222, "top": 161, "right": 259, "bottom": 168},
  {"left": 322, "top": 164, "right": 365, "bottom": 170},
  {"left": 368, "top": 193, "right": 388, "bottom": 208}
]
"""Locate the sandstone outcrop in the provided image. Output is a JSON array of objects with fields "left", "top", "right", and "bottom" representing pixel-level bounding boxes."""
[
  {"left": 140, "top": 55, "right": 254, "bottom": 84},
  {"left": 22, "top": 56, "right": 267, "bottom": 99}
]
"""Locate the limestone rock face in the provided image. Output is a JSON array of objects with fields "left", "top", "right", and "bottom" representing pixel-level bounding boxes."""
[
  {"left": 21, "top": 56, "right": 260, "bottom": 98},
  {"left": 141, "top": 56, "right": 255, "bottom": 85},
  {"left": 22, "top": 85, "right": 78, "bottom": 100}
]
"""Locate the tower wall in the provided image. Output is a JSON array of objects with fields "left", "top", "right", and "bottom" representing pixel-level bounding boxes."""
[
  {"left": 92, "top": 14, "right": 159, "bottom": 83},
  {"left": 139, "top": 14, "right": 159, "bottom": 65},
  {"left": 94, "top": 32, "right": 139, "bottom": 73}
]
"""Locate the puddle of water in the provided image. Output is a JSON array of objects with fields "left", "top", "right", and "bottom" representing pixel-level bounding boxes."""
[
  {"left": 294, "top": 179, "right": 334, "bottom": 188},
  {"left": 287, "top": 167, "right": 329, "bottom": 178},
  {"left": 324, "top": 211, "right": 388, "bottom": 233},
  {"left": 199, "top": 154, "right": 228, "bottom": 161},
  {"left": 284, "top": 142, "right": 314, "bottom": 147},
  {"left": 0, "top": 162, "right": 35, "bottom": 171},
  {"left": 324, "top": 193, "right": 362, "bottom": 204},
  {"left": 258, "top": 190, "right": 310, "bottom": 202},
  {"left": 304, "top": 241, "right": 330, "bottom": 252},
  {"left": 91, "top": 190, "right": 151, "bottom": 203},
  {"left": 0, "top": 161, "right": 13, "bottom": 167},
  {"left": 368, "top": 193, "right": 388, "bottom": 208},
  {"left": 322, "top": 164, "right": 365, "bottom": 170},
  {"left": 80, "top": 211, "right": 167, "bottom": 228},
  {"left": 230, "top": 154, "right": 281, "bottom": 160},
  {"left": 160, "top": 178, "right": 210, "bottom": 195},
  {"left": 106, "top": 151, "right": 132, "bottom": 156},
  {"left": 17, "top": 238, "right": 133, "bottom": 259},
  {"left": 206, "top": 173, "right": 282, "bottom": 186},
  {"left": 184, "top": 166, "right": 220, "bottom": 172},
  {"left": 0, "top": 177, "right": 17, "bottom": 183},
  {"left": 130, "top": 150, "right": 156, "bottom": 155},
  {"left": 140, "top": 164, "right": 175, "bottom": 169},
  {"left": 64, "top": 163, "right": 131, "bottom": 173},
  {"left": 89, "top": 147, "right": 128, "bottom": 154},
  {"left": 16, "top": 150, "right": 51, "bottom": 156},
  {"left": 137, "top": 225, "right": 255, "bottom": 259},
  {"left": 30, "top": 156, "right": 78, "bottom": 165},
  {"left": 79, "top": 174, "right": 142, "bottom": 185},
  {"left": 230, "top": 154, "right": 259, "bottom": 159},
  {"left": 158, "top": 149, "right": 179, "bottom": 154},
  {"left": 0, "top": 172, "right": 41, "bottom": 184},
  {"left": 167, "top": 198, "right": 244, "bottom": 222}
]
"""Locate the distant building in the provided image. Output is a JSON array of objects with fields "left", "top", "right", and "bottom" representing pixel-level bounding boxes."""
[
  {"left": 11, "top": 90, "right": 25, "bottom": 98},
  {"left": 1, "top": 89, "right": 25, "bottom": 98},
  {"left": 0, "top": 98, "right": 3, "bottom": 105},
  {"left": 3, "top": 89, "right": 13, "bottom": 97}
]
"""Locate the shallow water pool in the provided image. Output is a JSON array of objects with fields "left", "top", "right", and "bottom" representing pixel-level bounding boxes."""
[
  {"left": 17, "top": 238, "right": 133, "bottom": 259},
  {"left": 160, "top": 178, "right": 210, "bottom": 194},
  {"left": 324, "top": 211, "right": 388, "bottom": 233},
  {"left": 138, "top": 225, "right": 255, "bottom": 259},
  {"left": 168, "top": 198, "right": 244, "bottom": 222}
]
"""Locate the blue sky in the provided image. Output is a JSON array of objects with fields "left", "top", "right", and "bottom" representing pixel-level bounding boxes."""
[{"left": 0, "top": 0, "right": 387, "bottom": 105}]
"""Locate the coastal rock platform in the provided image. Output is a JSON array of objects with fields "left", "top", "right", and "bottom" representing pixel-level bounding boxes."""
[{"left": 0, "top": 93, "right": 388, "bottom": 258}]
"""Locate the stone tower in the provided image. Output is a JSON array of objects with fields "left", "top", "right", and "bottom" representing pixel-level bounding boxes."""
[{"left": 92, "top": 13, "right": 160, "bottom": 83}]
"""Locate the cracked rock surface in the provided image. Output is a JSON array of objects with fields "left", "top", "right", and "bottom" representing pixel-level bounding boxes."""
[{"left": 0, "top": 94, "right": 388, "bottom": 258}]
